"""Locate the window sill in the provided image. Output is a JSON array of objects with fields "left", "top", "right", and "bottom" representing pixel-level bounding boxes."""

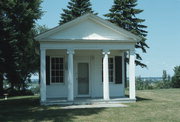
[
  {"left": 100, "top": 82, "right": 122, "bottom": 85},
  {"left": 50, "top": 83, "right": 65, "bottom": 85},
  {"left": 101, "top": 82, "right": 115, "bottom": 84}
]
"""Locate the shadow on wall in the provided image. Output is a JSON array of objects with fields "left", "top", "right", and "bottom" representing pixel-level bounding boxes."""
[{"left": 0, "top": 96, "right": 105, "bottom": 121}]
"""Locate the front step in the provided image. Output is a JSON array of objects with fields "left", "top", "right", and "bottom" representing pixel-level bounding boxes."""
[{"left": 41, "top": 98, "right": 136, "bottom": 105}]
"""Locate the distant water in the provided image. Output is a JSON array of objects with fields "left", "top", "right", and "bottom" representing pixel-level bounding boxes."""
[
  {"left": 31, "top": 79, "right": 39, "bottom": 83},
  {"left": 140, "top": 77, "right": 162, "bottom": 81},
  {"left": 126, "top": 77, "right": 163, "bottom": 82},
  {"left": 31, "top": 77, "right": 163, "bottom": 82}
]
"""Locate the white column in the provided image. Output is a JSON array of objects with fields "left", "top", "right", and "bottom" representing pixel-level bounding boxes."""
[
  {"left": 129, "top": 49, "right": 136, "bottom": 99},
  {"left": 67, "top": 49, "right": 74, "bottom": 101},
  {"left": 102, "top": 50, "right": 110, "bottom": 100},
  {"left": 40, "top": 48, "right": 46, "bottom": 102}
]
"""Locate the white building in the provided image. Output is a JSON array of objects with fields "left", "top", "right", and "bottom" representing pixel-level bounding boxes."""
[{"left": 35, "top": 14, "right": 139, "bottom": 105}]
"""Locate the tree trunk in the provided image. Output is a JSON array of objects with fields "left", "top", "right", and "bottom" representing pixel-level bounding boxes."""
[{"left": 0, "top": 74, "right": 4, "bottom": 96}]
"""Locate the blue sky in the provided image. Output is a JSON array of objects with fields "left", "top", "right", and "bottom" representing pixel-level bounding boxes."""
[{"left": 37, "top": 0, "right": 180, "bottom": 77}]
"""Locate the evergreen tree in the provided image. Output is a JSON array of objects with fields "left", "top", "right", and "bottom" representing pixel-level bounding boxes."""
[
  {"left": 172, "top": 66, "right": 180, "bottom": 88},
  {"left": 59, "top": 0, "right": 96, "bottom": 25},
  {"left": 0, "top": 0, "right": 42, "bottom": 93},
  {"left": 105, "top": 0, "right": 149, "bottom": 67}
]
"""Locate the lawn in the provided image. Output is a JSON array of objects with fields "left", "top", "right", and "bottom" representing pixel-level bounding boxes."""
[{"left": 0, "top": 89, "right": 180, "bottom": 122}]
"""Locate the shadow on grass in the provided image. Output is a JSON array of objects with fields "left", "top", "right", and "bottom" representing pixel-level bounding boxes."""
[
  {"left": 0, "top": 96, "right": 105, "bottom": 122},
  {"left": 136, "top": 96, "right": 152, "bottom": 101},
  {"left": 125, "top": 95, "right": 152, "bottom": 102}
]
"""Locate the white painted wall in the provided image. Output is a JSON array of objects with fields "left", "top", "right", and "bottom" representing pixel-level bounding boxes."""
[{"left": 46, "top": 50, "right": 125, "bottom": 98}]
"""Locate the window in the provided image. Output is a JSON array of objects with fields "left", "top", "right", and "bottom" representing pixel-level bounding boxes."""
[
  {"left": 51, "top": 57, "right": 64, "bottom": 83},
  {"left": 108, "top": 58, "right": 114, "bottom": 82},
  {"left": 102, "top": 56, "right": 123, "bottom": 84},
  {"left": 102, "top": 57, "right": 115, "bottom": 82}
]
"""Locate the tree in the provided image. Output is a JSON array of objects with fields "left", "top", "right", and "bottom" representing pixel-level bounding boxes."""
[
  {"left": 0, "top": 0, "right": 42, "bottom": 93},
  {"left": 104, "top": 0, "right": 149, "bottom": 67},
  {"left": 59, "top": 0, "right": 96, "bottom": 25},
  {"left": 161, "top": 70, "right": 171, "bottom": 88},
  {"left": 34, "top": 25, "right": 49, "bottom": 35},
  {"left": 0, "top": 0, "right": 16, "bottom": 95},
  {"left": 172, "top": 66, "right": 180, "bottom": 88},
  {"left": 162, "top": 70, "right": 167, "bottom": 81}
]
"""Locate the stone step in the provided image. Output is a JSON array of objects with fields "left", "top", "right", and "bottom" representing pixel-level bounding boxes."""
[{"left": 42, "top": 98, "right": 136, "bottom": 105}]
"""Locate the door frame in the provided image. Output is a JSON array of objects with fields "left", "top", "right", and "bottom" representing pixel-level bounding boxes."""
[{"left": 75, "top": 56, "right": 91, "bottom": 97}]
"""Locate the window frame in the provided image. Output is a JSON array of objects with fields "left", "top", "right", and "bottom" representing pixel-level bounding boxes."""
[
  {"left": 50, "top": 56, "right": 65, "bottom": 84},
  {"left": 108, "top": 56, "right": 116, "bottom": 83},
  {"left": 102, "top": 56, "right": 116, "bottom": 83}
]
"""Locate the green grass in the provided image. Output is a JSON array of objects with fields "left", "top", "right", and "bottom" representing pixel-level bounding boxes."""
[{"left": 0, "top": 89, "right": 180, "bottom": 122}]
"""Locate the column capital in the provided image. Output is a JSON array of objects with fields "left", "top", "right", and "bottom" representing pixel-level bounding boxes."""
[
  {"left": 102, "top": 49, "right": 110, "bottom": 55},
  {"left": 40, "top": 48, "right": 46, "bottom": 52},
  {"left": 129, "top": 49, "right": 135, "bottom": 55},
  {"left": 67, "top": 49, "right": 75, "bottom": 55}
]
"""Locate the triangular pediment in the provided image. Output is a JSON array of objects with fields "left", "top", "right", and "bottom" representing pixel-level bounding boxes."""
[{"left": 35, "top": 14, "right": 141, "bottom": 42}]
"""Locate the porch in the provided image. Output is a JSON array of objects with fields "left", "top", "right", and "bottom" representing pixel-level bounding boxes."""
[
  {"left": 42, "top": 97, "right": 136, "bottom": 105},
  {"left": 40, "top": 48, "right": 136, "bottom": 104}
]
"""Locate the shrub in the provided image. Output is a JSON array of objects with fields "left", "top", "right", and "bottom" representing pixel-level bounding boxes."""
[
  {"left": 4, "top": 89, "right": 34, "bottom": 96},
  {"left": 30, "top": 85, "right": 39, "bottom": 95},
  {"left": 136, "top": 76, "right": 153, "bottom": 90}
]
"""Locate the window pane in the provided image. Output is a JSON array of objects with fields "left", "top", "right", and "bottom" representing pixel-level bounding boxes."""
[
  {"left": 56, "top": 71, "right": 60, "bottom": 76},
  {"left": 52, "top": 58, "right": 55, "bottom": 63},
  {"left": 60, "top": 58, "right": 63, "bottom": 63},
  {"left": 56, "top": 58, "right": 60, "bottom": 63},
  {"left": 60, "top": 64, "right": 63, "bottom": 69},
  {"left": 109, "top": 64, "right": 113, "bottom": 69},
  {"left": 60, "top": 77, "right": 63, "bottom": 83},
  {"left": 51, "top": 77, "right": 55, "bottom": 83},
  {"left": 55, "top": 77, "right": 59, "bottom": 82},
  {"left": 60, "top": 71, "right": 63, "bottom": 76},
  {"left": 52, "top": 71, "right": 56, "bottom": 76},
  {"left": 56, "top": 64, "right": 60, "bottom": 69},
  {"left": 109, "top": 58, "right": 113, "bottom": 63},
  {"left": 52, "top": 63, "right": 55, "bottom": 69}
]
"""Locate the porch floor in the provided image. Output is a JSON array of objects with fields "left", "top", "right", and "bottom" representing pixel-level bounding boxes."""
[{"left": 42, "top": 97, "right": 136, "bottom": 105}]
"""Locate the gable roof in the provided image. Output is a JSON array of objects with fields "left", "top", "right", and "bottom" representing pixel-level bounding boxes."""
[{"left": 35, "top": 13, "right": 141, "bottom": 42}]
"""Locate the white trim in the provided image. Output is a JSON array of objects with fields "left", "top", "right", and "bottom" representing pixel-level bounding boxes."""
[
  {"left": 40, "top": 42, "right": 135, "bottom": 51},
  {"left": 38, "top": 39, "right": 137, "bottom": 43}
]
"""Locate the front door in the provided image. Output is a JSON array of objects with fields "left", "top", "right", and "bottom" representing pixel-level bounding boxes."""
[{"left": 77, "top": 63, "right": 89, "bottom": 96}]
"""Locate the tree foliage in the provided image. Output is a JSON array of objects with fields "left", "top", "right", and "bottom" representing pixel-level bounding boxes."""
[
  {"left": 105, "top": 0, "right": 149, "bottom": 67},
  {"left": 172, "top": 66, "right": 180, "bottom": 88},
  {"left": 59, "top": 0, "right": 96, "bottom": 25},
  {"left": 0, "top": 0, "right": 42, "bottom": 94},
  {"left": 162, "top": 70, "right": 168, "bottom": 81}
]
